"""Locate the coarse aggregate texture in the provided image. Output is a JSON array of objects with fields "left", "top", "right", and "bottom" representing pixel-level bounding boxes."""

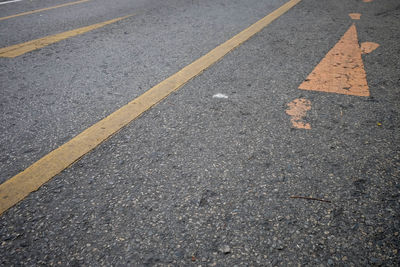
[
  {"left": 0, "top": 0, "right": 284, "bottom": 184},
  {"left": 1, "top": 0, "right": 399, "bottom": 266}
]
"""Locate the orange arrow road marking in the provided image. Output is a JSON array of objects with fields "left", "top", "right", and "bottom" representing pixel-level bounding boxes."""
[{"left": 299, "top": 24, "right": 370, "bottom": 97}]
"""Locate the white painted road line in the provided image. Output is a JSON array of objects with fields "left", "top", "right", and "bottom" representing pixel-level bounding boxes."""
[{"left": 0, "top": 0, "right": 24, "bottom": 5}]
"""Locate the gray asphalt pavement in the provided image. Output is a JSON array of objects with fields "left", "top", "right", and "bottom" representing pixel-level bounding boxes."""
[
  {"left": 1, "top": 0, "right": 399, "bottom": 266},
  {"left": 0, "top": 0, "right": 285, "bottom": 184}
]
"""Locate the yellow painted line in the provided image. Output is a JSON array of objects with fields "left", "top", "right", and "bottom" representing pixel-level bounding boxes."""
[
  {"left": 0, "top": 0, "right": 90, "bottom": 21},
  {"left": 0, "top": 14, "right": 133, "bottom": 58},
  {"left": 0, "top": 0, "right": 302, "bottom": 215}
]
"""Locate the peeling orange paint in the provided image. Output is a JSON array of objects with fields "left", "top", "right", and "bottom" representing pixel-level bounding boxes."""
[
  {"left": 286, "top": 98, "right": 311, "bottom": 129},
  {"left": 299, "top": 24, "right": 370, "bottom": 97},
  {"left": 349, "top": 13, "right": 361, "bottom": 20},
  {"left": 363, "top": 0, "right": 373, "bottom": 2},
  {"left": 361, "top": 42, "right": 379, "bottom": 54}
]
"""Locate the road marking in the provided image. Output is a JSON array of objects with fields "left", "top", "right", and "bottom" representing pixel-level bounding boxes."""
[
  {"left": 299, "top": 24, "right": 370, "bottom": 97},
  {"left": 0, "top": 0, "right": 90, "bottom": 21},
  {"left": 286, "top": 98, "right": 311, "bottom": 129},
  {"left": 349, "top": 13, "right": 361, "bottom": 20},
  {"left": 361, "top": 42, "right": 379, "bottom": 54},
  {"left": 0, "top": 0, "right": 302, "bottom": 215},
  {"left": 0, "top": 0, "right": 24, "bottom": 5},
  {"left": 0, "top": 14, "right": 133, "bottom": 58}
]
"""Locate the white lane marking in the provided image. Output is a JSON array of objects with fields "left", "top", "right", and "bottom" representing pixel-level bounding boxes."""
[
  {"left": 213, "top": 93, "right": 228, "bottom": 99},
  {"left": 0, "top": 0, "right": 24, "bottom": 5}
]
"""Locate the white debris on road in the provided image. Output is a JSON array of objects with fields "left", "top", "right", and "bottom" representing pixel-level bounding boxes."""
[{"left": 212, "top": 93, "right": 228, "bottom": 99}]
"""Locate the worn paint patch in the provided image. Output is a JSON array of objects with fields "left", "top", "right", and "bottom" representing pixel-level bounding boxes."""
[
  {"left": 349, "top": 13, "right": 361, "bottom": 20},
  {"left": 363, "top": 0, "right": 373, "bottom": 2},
  {"left": 299, "top": 24, "right": 370, "bottom": 97},
  {"left": 286, "top": 98, "right": 311, "bottom": 129},
  {"left": 361, "top": 42, "right": 379, "bottom": 54}
]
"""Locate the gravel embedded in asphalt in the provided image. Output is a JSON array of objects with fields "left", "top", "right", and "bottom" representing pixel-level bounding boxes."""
[{"left": 0, "top": 0, "right": 399, "bottom": 265}]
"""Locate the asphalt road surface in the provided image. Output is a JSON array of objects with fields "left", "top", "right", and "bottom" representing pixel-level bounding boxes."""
[{"left": 0, "top": 0, "right": 399, "bottom": 265}]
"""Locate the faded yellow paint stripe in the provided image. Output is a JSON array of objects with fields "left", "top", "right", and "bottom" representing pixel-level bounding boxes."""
[
  {"left": 0, "top": 0, "right": 90, "bottom": 21},
  {"left": 0, "top": 14, "right": 133, "bottom": 58},
  {"left": 0, "top": 0, "right": 301, "bottom": 215}
]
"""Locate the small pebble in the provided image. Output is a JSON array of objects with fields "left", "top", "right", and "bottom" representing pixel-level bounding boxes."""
[{"left": 219, "top": 245, "right": 231, "bottom": 254}]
